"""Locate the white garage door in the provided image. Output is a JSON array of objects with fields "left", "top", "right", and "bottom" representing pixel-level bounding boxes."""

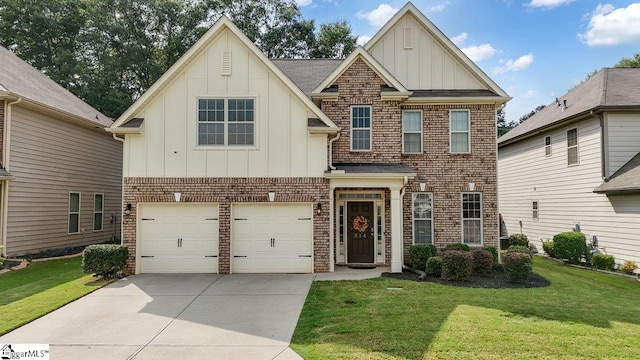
[
  {"left": 139, "top": 203, "right": 219, "bottom": 273},
  {"left": 232, "top": 204, "right": 313, "bottom": 273}
]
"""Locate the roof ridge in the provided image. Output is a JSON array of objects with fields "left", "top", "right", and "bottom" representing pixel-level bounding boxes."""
[{"left": 600, "top": 68, "right": 609, "bottom": 106}]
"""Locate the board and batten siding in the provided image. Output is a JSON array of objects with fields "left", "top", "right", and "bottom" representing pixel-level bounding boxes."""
[
  {"left": 367, "top": 13, "right": 484, "bottom": 90},
  {"left": 5, "top": 105, "right": 122, "bottom": 255},
  {"left": 605, "top": 112, "right": 640, "bottom": 176},
  {"left": 498, "top": 116, "right": 640, "bottom": 265},
  {"left": 123, "top": 28, "right": 328, "bottom": 178}
]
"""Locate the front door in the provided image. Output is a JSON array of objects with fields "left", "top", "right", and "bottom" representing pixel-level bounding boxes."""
[{"left": 347, "top": 202, "right": 374, "bottom": 263}]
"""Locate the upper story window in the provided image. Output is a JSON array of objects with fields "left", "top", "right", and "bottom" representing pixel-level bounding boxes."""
[
  {"left": 351, "top": 106, "right": 371, "bottom": 151},
  {"left": 198, "top": 98, "right": 254, "bottom": 146},
  {"left": 545, "top": 136, "right": 552, "bottom": 157},
  {"left": 403, "top": 110, "right": 422, "bottom": 153},
  {"left": 567, "top": 128, "right": 578, "bottom": 165},
  {"left": 69, "top": 192, "right": 80, "bottom": 234},
  {"left": 450, "top": 110, "right": 470, "bottom": 153}
]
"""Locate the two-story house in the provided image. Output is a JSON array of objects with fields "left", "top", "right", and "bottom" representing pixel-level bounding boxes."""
[
  {"left": 498, "top": 67, "right": 640, "bottom": 267},
  {"left": 108, "top": 2, "right": 510, "bottom": 274}
]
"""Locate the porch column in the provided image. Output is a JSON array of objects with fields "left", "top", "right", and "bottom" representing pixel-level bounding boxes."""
[{"left": 390, "top": 186, "right": 403, "bottom": 273}]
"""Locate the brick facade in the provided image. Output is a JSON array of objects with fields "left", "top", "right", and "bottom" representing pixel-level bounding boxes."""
[{"left": 122, "top": 177, "right": 330, "bottom": 274}]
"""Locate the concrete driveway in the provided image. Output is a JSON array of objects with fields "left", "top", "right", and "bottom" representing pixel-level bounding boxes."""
[{"left": 0, "top": 273, "right": 313, "bottom": 360}]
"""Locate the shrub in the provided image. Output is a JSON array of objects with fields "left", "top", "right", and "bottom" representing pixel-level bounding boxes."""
[
  {"left": 509, "top": 233, "right": 529, "bottom": 247},
  {"left": 542, "top": 241, "right": 556, "bottom": 258},
  {"left": 83, "top": 244, "right": 129, "bottom": 278},
  {"left": 591, "top": 254, "right": 615, "bottom": 271},
  {"left": 620, "top": 260, "right": 638, "bottom": 275},
  {"left": 507, "top": 245, "right": 533, "bottom": 259},
  {"left": 425, "top": 256, "right": 442, "bottom": 277},
  {"left": 553, "top": 232, "right": 588, "bottom": 264},
  {"left": 408, "top": 244, "right": 437, "bottom": 271},
  {"left": 483, "top": 246, "right": 499, "bottom": 264},
  {"left": 471, "top": 249, "right": 493, "bottom": 275},
  {"left": 441, "top": 250, "right": 473, "bottom": 281},
  {"left": 444, "top": 243, "right": 470, "bottom": 252},
  {"left": 503, "top": 251, "right": 533, "bottom": 283}
]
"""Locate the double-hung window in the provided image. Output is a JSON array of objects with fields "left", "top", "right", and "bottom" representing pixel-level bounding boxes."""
[
  {"left": 545, "top": 136, "right": 552, "bottom": 157},
  {"left": 198, "top": 98, "right": 254, "bottom": 146},
  {"left": 461, "top": 192, "right": 482, "bottom": 245},
  {"left": 69, "top": 192, "right": 80, "bottom": 234},
  {"left": 567, "top": 128, "right": 578, "bottom": 165},
  {"left": 94, "top": 194, "right": 104, "bottom": 231},
  {"left": 412, "top": 193, "right": 433, "bottom": 244},
  {"left": 403, "top": 110, "right": 422, "bottom": 153},
  {"left": 351, "top": 106, "right": 371, "bottom": 151},
  {"left": 450, "top": 110, "right": 470, "bottom": 153},
  {"left": 532, "top": 200, "right": 539, "bottom": 220}
]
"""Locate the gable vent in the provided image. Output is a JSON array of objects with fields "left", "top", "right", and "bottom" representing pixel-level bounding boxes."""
[
  {"left": 403, "top": 28, "right": 413, "bottom": 49},
  {"left": 221, "top": 50, "right": 232, "bottom": 76}
]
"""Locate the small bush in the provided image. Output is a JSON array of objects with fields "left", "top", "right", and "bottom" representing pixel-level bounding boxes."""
[
  {"left": 83, "top": 244, "right": 129, "bottom": 278},
  {"left": 408, "top": 244, "right": 437, "bottom": 271},
  {"left": 503, "top": 251, "right": 533, "bottom": 283},
  {"left": 441, "top": 250, "right": 473, "bottom": 281},
  {"left": 425, "top": 256, "right": 442, "bottom": 277},
  {"left": 553, "top": 232, "right": 588, "bottom": 264},
  {"left": 444, "top": 243, "right": 471, "bottom": 252},
  {"left": 591, "top": 254, "right": 615, "bottom": 271},
  {"left": 483, "top": 246, "right": 499, "bottom": 264},
  {"left": 471, "top": 249, "right": 493, "bottom": 275},
  {"left": 509, "top": 233, "right": 529, "bottom": 247},
  {"left": 542, "top": 241, "right": 556, "bottom": 258},
  {"left": 507, "top": 245, "right": 533, "bottom": 259},
  {"left": 620, "top": 260, "right": 638, "bottom": 275}
]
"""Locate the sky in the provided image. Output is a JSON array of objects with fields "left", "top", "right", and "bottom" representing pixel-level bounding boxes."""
[{"left": 294, "top": 0, "right": 640, "bottom": 123}]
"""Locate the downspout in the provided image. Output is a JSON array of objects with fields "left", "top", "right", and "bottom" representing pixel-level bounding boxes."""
[
  {"left": 2, "top": 97, "right": 22, "bottom": 257},
  {"left": 112, "top": 133, "right": 125, "bottom": 143},
  {"left": 327, "top": 132, "right": 340, "bottom": 270},
  {"left": 328, "top": 132, "right": 340, "bottom": 170},
  {"left": 399, "top": 176, "right": 408, "bottom": 267},
  {"left": 592, "top": 111, "right": 606, "bottom": 179}
]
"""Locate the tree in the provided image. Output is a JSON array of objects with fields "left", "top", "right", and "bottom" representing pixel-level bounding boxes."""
[
  {"left": 311, "top": 21, "right": 357, "bottom": 59},
  {"left": 518, "top": 105, "right": 546, "bottom": 123},
  {"left": 615, "top": 53, "right": 640, "bottom": 68}
]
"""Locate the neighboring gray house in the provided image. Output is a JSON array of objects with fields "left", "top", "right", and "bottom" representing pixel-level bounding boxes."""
[
  {"left": 0, "top": 46, "right": 123, "bottom": 257},
  {"left": 498, "top": 67, "right": 640, "bottom": 267}
]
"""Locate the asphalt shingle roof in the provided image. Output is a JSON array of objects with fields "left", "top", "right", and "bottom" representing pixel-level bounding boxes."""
[
  {"left": 331, "top": 163, "right": 416, "bottom": 174},
  {"left": 594, "top": 152, "right": 640, "bottom": 194},
  {"left": 271, "top": 59, "right": 342, "bottom": 97}
]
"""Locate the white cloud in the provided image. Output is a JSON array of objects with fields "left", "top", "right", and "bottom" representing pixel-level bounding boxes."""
[
  {"left": 295, "top": 0, "right": 312, "bottom": 6},
  {"left": 356, "top": 4, "right": 399, "bottom": 27},
  {"left": 579, "top": 3, "right": 640, "bottom": 46},
  {"left": 528, "top": 0, "right": 574, "bottom": 9},
  {"left": 451, "top": 32, "right": 468, "bottom": 46},
  {"left": 357, "top": 35, "right": 372, "bottom": 46},
  {"left": 426, "top": 1, "right": 450, "bottom": 12},
  {"left": 461, "top": 44, "right": 497, "bottom": 62},
  {"left": 493, "top": 53, "right": 534, "bottom": 74},
  {"left": 523, "top": 90, "right": 537, "bottom": 99}
]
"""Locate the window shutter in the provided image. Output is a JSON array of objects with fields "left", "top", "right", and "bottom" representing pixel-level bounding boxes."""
[
  {"left": 221, "top": 50, "right": 232, "bottom": 76},
  {"left": 403, "top": 28, "right": 413, "bottom": 49}
]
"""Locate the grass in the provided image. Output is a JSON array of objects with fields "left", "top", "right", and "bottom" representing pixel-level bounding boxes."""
[
  {"left": 291, "top": 257, "right": 640, "bottom": 359},
  {"left": 0, "top": 256, "right": 111, "bottom": 335}
]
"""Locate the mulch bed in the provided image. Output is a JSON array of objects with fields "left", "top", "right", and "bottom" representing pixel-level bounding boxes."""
[{"left": 382, "top": 268, "right": 551, "bottom": 289}]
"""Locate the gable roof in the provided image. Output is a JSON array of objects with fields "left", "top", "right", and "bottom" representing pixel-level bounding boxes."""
[
  {"left": 0, "top": 46, "right": 111, "bottom": 127},
  {"left": 594, "top": 152, "right": 640, "bottom": 194},
  {"left": 311, "top": 47, "right": 410, "bottom": 97},
  {"left": 272, "top": 59, "right": 342, "bottom": 97},
  {"left": 109, "top": 16, "right": 338, "bottom": 133},
  {"left": 364, "top": 2, "right": 509, "bottom": 99},
  {"left": 498, "top": 68, "right": 640, "bottom": 147}
]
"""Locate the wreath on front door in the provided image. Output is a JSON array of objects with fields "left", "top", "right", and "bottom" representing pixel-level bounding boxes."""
[{"left": 352, "top": 215, "right": 369, "bottom": 233}]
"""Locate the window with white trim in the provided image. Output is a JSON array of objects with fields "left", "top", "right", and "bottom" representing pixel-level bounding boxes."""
[
  {"left": 94, "top": 194, "right": 104, "bottom": 231},
  {"left": 532, "top": 200, "right": 539, "bottom": 220},
  {"left": 545, "top": 136, "right": 552, "bottom": 157},
  {"left": 351, "top": 106, "right": 371, "bottom": 151},
  {"left": 198, "top": 98, "right": 254, "bottom": 146},
  {"left": 69, "top": 192, "right": 80, "bottom": 234},
  {"left": 450, "top": 110, "right": 470, "bottom": 153},
  {"left": 461, "top": 192, "right": 482, "bottom": 245},
  {"left": 567, "top": 128, "right": 578, "bottom": 165},
  {"left": 403, "top": 110, "right": 422, "bottom": 153},
  {"left": 412, "top": 193, "right": 433, "bottom": 244}
]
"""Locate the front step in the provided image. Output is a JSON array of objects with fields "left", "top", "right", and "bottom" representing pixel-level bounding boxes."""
[{"left": 347, "top": 263, "right": 377, "bottom": 269}]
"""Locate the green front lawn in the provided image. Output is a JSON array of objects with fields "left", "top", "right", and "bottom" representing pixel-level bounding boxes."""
[
  {"left": 292, "top": 257, "right": 640, "bottom": 359},
  {"left": 0, "top": 256, "right": 110, "bottom": 335}
]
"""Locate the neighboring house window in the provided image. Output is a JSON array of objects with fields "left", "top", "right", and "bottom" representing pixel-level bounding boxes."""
[
  {"left": 412, "top": 193, "right": 433, "bottom": 244},
  {"left": 461, "top": 192, "right": 482, "bottom": 245},
  {"left": 450, "top": 110, "right": 470, "bottom": 153},
  {"left": 567, "top": 128, "right": 578, "bottom": 165},
  {"left": 351, "top": 106, "right": 371, "bottom": 151},
  {"left": 198, "top": 98, "right": 254, "bottom": 146},
  {"left": 94, "top": 194, "right": 104, "bottom": 231},
  {"left": 403, "top": 110, "right": 422, "bottom": 153},
  {"left": 532, "top": 201, "right": 539, "bottom": 220},
  {"left": 69, "top": 192, "right": 80, "bottom": 234},
  {"left": 545, "top": 136, "right": 552, "bottom": 157}
]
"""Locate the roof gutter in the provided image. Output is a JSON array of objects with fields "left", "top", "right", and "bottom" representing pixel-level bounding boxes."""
[
  {"left": 328, "top": 132, "right": 340, "bottom": 170},
  {"left": 2, "top": 96, "right": 22, "bottom": 257}
]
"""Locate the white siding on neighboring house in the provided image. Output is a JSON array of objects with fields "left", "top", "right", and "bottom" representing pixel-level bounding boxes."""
[
  {"left": 5, "top": 106, "right": 122, "bottom": 255},
  {"left": 605, "top": 113, "right": 640, "bottom": 176},
  {"left": 499, "top": 116, "right": 640, "bottom": 264},
  {"left": 123, "top": 28, "right": 328, "bottom": 178}
]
